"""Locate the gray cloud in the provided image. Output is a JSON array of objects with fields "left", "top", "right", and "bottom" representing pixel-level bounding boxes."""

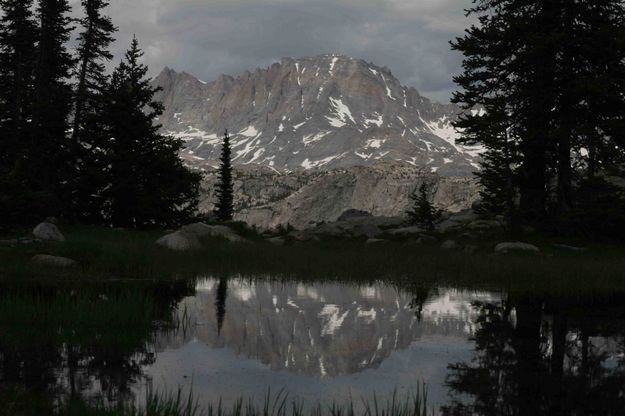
[{"left": 70, "top": 0, "right": 473, "bottom": 102}]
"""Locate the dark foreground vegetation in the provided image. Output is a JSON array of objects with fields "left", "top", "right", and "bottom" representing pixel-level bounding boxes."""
[{"left": 2, "top": 386, "right": 431, "bottom": 416}]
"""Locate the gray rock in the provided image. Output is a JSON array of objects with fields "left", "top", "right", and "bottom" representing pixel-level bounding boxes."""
[
  {"left": 337, "top": 209, "right": 372, "bottom": 222},
  {"left": 447, "top": 209, "right": 479, "bottom": 224},
  {"left": 0, "top": 239, "right": 17, "bottom": 248},
  {"left": 156, "top": 231, "right": 202, "bottom": 251},
  {"left": 495, "top": 242, "right": 540, "bottom": 254},
  {"left": 437, "top": 219, "right": 464, "bottom": 234},
  {"left": 467, "top": 219, "right": 503, "bottom": 232},
  {"left": 288, "top": 231, "right": 320, "bottom": 242},
  {"left": 180, "top": 223, "right": 248, "bottom": 243},
  {"left": 313, "top": 220, "right": 382, "bottom": 239},
  {"left": 33, "top": 222, "right": 65, "bottom": 242},
  {"left": 553, "top": 244, "right": 587, "bottom": 252},
  {"left": 179, "top": 222, "right": 215, "bottom": 238},
  {"left": 441, "top": 240, "right": 459, "bottom": 250},
  {"left": 366, "top": 238, "right": 387, "bottom": 245},
  {"left": 32, "top": 254, "right": 77, "bottom": 268},
  {"left": 388, "top": 226, "right": 425, "bottom": 237},
  {"left": 266, "top": 237, "right": 286, "bottom": 246}
]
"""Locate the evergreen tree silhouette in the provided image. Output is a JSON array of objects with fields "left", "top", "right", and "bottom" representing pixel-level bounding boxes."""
[
  {"left": 31, "top": 0, "right": 75, "bottom": 216},
  {"left": 452, "top": 0, "right": 625, "bottom": 225},
  {"left": 0, "top": 0, "right": 39, "bottom": 226},
  {"left": 100, "top": 37, "right": 200, "bottom": 227},
  {"left": 407, "top": 182, "right": 442, "bottom": 231},
  {"left": 70, "top": 0, "right": 116, "bottom": 221},
  {"left": 71, "top": 0, "right": 116, "bottom": 144},
  {"left": 215, "top": 129, "right": 234, "bottom": 222}
]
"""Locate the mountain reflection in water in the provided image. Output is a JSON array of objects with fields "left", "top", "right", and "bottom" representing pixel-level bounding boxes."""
[
  {"left": 0, "top": 278, "right": 623, "bottom": 415},
  {"left": 152, "top": 279, "right": 497, "bottom": 378}
]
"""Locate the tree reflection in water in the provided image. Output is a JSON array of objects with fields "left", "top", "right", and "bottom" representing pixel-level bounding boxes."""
[
  {"left": 0, "top": 280, "right": 195, "bottom": 409},
  {"left": 443, "top": 294, "right": 625, "bottom": 416}
]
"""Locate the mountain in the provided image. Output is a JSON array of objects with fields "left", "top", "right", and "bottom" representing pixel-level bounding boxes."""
[{"left": 152, "top": 54, "right": 482, "bottom": 176}]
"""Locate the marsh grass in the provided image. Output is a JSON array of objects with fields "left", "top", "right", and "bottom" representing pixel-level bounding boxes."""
[
  {"left": 53, "top": 386, "right": 433, "bottom": 416},
  {"left": 1, "top": 225, "right": 625, "bottom": 294}
]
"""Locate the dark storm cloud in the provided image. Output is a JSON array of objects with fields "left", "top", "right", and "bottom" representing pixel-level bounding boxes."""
[{"left": 70, "top": 0, "right": 473, "bottom": 102}]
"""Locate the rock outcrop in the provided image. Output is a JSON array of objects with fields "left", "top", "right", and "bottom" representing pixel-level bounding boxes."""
[{"left": 200, "top": 162, "right": 480, "bottom": 229}]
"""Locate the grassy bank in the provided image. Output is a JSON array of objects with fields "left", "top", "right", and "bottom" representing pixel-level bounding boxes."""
[{"left": 1, "top": 225, "right": 625, "bottom": 294}]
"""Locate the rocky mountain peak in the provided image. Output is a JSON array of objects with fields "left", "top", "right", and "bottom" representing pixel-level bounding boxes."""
[{"left": 153, "top": 54, "right": 482, "bottom": 176}]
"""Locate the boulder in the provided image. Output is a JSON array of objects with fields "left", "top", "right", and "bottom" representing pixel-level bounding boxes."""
[
  {"left": 366, "top": 238, "right": 387, "bottom": 245},
  {"left": 467, "top": 219, "right": 503, "bottom": 232},
  {"left": 266, "top": 236, "right": 286, "bottom": 246},
  {"left": 180, "top": 222, "right": 215, "bottom": 238},
  {"left": 495, "top": 242, "right": 540, "bottom": 254},
  {"left": 388, "top": 226, "right": 425, "bottom": 237},
  {"left": 156, "top": 231, "right": 201, "bottom": 251},
  {"left": 32, "top": 254, "right": 77, "bottom": 268},
  {"left": 288, "top": 230, "right": 320, "bottom": 242},
  {"left": 0, "top": 239, "right": 18, "bottom": 248},
  {"left": 441, "top": 240, "right": 459, "bottom": 250},
  {"left": 180, "top": 223, "right": 248, "bottom": 243},
  {"left": 447, "top": 209, "right": 479, "bottom": 224},
  {"left": 337, "top": 209, "right": 372, "bottom": 222},
  {"left": 33, "top": 222, "right": 65, "bottom": 242},
  {"left": 437, "top": 219, "right": 464, "bottom": 233}
]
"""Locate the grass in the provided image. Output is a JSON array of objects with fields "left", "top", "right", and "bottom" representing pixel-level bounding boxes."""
[
  {"left": 1, "top": 386, "right": 433, "bottom": 416},
  {"left": 1, "top": 225, "right": 625, "bottom": 294}
]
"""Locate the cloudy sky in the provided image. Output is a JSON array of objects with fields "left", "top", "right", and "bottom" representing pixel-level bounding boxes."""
[{"left": 71, "top": 0, "right": 474, "bottom": 103}]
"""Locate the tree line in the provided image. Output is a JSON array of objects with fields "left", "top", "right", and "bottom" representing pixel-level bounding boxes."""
[
  {"left": 0, "top": 0, "right": 201, "bottom": 229},
  {"left": 453, "top": 0, "right": 625, "bottom": 239}
]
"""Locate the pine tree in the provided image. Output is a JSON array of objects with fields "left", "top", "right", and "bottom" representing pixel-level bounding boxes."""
[
  {"left": 0, "top": 0, "right": 40, "bottom": 226},
  {"left": 215, "top": 129, "right": 234, "bottom": 222},
  {"left": 69, "top": 0, "right": 116, "bottom": 222},
  {"left": 407, "top": 182, "right": 443, "bottom": 232},
  {"left": 452, "top": 0, "right": 625, "bottom": 227},
  {"left": 71, "top": 0, "right": 116, "bottom": 144},
  {"left": 100, "top": 37, "right": 201, "bottom": 228},
  {"left": 0, "top": 0, "right": 38, "bottom": 173},
  {"left": 31, "top": 0, "right": 75, "bottom": 215},
  {"left": 452, "top": 0, "right": 558, "bottom": 224}
]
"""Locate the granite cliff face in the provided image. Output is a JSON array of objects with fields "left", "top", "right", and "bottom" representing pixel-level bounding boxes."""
[
  {"left": 153, "top": 54, "right": 482, "bottom": 176},
  {"left": 198, "top": 162, "right": 480, "bottom": 229}
]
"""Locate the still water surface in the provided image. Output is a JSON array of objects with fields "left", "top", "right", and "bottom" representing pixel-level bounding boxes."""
[
  {"left": 143, "top": 280, "right": 498, "bottom": 409},
  {"left": 1, "top": 277, "right": 624, "bottom": 414}
]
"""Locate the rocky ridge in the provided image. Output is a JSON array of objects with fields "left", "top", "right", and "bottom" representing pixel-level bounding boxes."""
[
  {"left": 153, "top": 54, "right": 482, "bottom": 176},
  {"left": 199, "top": 162, "right": 481, "bottom": 229}
]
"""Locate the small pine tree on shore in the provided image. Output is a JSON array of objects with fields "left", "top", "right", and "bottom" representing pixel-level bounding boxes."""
[
  {"left": 215, "top": 129, "right": 234, "bottom": 222},
  {"left": 407, "top": 182, "right": 443, "bottom": 231}
]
